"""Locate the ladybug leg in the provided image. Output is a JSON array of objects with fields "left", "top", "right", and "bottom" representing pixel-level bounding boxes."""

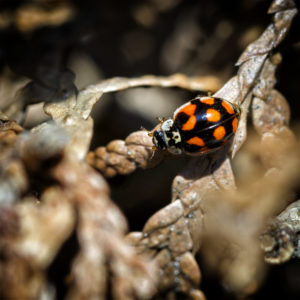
[{"left": 141, "top": 126, "right": 154, "bottom": 138}]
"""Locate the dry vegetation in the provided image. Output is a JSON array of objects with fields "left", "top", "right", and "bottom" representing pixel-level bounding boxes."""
[{"left": 0, "top": 0, "right": 300, "bottom": 299}]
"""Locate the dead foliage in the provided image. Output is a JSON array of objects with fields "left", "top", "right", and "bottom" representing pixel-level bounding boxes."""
[{"left": 0, "top": 0, "right": 299, "bottom": 299}]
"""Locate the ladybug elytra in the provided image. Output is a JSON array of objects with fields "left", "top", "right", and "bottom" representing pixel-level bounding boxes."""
[{"left": 152, "top": 96, "right": 240, "bottom": 155}]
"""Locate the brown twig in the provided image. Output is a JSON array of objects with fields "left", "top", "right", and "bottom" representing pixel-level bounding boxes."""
[{"left": 86, "top": 130, "right": 160, "bottom": 178}]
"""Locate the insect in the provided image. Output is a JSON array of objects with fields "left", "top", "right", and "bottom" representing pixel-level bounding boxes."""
[{"left": 152, "top": 96, "right": 241, "bottom": 155}]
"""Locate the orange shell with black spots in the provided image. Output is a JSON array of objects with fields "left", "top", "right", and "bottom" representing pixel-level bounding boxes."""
[{"left": 173, "top": 96, "right": 240, "bottom": 154}]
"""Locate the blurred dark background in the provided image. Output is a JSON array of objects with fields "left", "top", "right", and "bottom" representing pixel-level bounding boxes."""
[{"left": 0, "top": 0, "right": 299, "bottom": 299}]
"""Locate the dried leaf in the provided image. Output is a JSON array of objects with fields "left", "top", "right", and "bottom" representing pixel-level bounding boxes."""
[{"left": 261, "top": 200, "right": 300, "bottom": 264}]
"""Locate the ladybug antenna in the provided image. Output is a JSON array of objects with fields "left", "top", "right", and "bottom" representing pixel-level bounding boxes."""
[{"left": 156, "top": 117, "right": 166, "bottom": 124}]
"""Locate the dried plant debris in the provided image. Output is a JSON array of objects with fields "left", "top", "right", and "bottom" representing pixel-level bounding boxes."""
[
  {"left": 52, "top": 158, "right": 157, "bottom": 300},
  {"left": 0, "top": 121, "right": 157, "bottom": 299},
  {"left": 0, "top": 0, "right": 299, "bottom": 299},
  {"left": 86, "top": 130, "right": 160, "bottom": 178},
  {"left": 124, "top": 0, "right": 298, "bottom": 298},
  {"left": 261, "top": 200, "right": 300, "bottom": 264},
  {"left": 0, "top": 191, "right": 75, "bottom": 299},
  {"left": 0, "top": 123, "right": 75, "bottom": 299}
]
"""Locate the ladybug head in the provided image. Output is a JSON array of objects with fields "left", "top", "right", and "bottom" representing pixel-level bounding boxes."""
[
  {"left": 153, "top": 129, "right": 168, "bottom": 150},
  {"left": 152, "top": 119, "right": 182, "bottom": 155}
]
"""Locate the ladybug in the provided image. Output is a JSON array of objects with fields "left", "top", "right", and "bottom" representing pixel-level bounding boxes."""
[{"left": 152, "top": 96, "right": 240, "bottom": 155}]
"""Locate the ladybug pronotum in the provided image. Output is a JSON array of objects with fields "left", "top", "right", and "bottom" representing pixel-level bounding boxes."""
[{"left": 152, "top": 96, "right": 241, "bottom": 155}]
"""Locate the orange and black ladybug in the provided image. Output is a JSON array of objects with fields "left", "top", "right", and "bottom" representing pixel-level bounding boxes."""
[{"left": 152, "top": 96, "right": 240, "bottom": 155}]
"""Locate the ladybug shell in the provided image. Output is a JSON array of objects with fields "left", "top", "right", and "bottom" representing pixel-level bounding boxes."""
[{"left": 173, "top": 97, "right": 240, "bottom": 155}]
